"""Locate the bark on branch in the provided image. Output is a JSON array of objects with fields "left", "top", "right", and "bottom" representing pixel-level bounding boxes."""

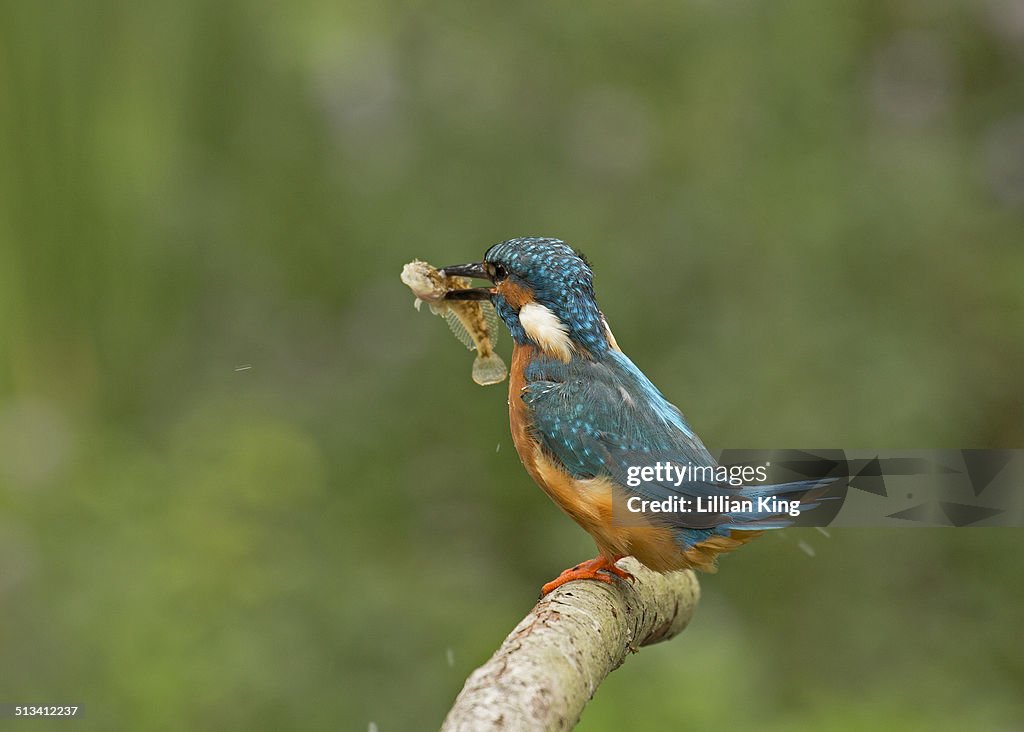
[{"left": 441, "top": 558, "right": 700, "bottom": 731}]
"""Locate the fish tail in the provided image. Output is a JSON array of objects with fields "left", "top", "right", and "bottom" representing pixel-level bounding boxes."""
[{"left": 472, "top": 352, "right": 508, "bottom": 386}]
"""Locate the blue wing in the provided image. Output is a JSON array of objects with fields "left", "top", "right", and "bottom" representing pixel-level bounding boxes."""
[{"left": 521, "top": 351, "right": 827, "bottom": 547}]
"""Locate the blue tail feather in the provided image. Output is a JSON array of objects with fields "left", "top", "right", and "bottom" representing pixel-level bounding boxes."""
[{"left": 719, "top": 477, "right": 835, "bottom": 530}]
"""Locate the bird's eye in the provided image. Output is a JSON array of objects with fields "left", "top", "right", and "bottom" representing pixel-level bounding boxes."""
[{"left": 491, "top": 263, "right": 509, "bottom": 282}]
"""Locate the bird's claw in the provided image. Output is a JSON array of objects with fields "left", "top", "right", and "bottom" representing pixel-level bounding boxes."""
[{"left": 540, "top": 556, "right": 633, "bottom": 596}]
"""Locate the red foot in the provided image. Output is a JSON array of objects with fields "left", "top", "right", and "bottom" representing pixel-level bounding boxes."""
[{"left": 540, "top": 555, "right": 635, "bottom": 596}]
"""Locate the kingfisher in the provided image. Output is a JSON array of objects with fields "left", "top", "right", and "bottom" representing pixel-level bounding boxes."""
[{"left": 441, "top": 237, "right": 825, "bottom": 595}]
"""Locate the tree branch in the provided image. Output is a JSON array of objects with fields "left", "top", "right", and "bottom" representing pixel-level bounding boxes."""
[{"left": 441, "top": 558, "right": 700, "bottom": 731}]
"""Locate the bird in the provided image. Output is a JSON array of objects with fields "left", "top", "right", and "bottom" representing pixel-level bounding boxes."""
[{"left": 441, "top": 237, "right": 827, "bottom": 595}]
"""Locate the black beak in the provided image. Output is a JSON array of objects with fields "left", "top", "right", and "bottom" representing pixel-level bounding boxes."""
[
  {"left": 440, "top": 262, "right": 490, "bottom": 280},
  {"left": 439, "top": 262, "right": 494, "bottom": 301}
]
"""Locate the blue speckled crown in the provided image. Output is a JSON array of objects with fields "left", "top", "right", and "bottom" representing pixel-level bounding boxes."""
[{"left": 484, "top": 237, "right": 608, "bottom": 355}]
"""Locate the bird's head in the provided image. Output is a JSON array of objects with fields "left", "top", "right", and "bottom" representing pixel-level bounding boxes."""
[{"left": 442, "top": 237, "right": 612, "bottom": 361}]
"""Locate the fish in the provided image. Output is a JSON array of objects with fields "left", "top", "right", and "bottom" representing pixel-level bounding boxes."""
[{"left": 401, "top": 259, "right": 508, "bottom": 386}]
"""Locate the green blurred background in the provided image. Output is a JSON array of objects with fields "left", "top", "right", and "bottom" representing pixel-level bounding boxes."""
[{"left": 2, "top": 1, "right": 1023, "bottom": 730}]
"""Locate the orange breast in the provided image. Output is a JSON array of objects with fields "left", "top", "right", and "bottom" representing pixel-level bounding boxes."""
[{"left": 508, "top": 343, "right": 692, "bottom": 571}]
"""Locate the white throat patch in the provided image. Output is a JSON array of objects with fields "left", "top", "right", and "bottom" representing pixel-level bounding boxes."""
[{"left": 519, "top": 302, "right": 574, "bottom": 362}]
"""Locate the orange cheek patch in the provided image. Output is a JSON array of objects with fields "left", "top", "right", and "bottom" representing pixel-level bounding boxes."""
[{"left": 498, "top": 280, "right": 534, "bottom": 309}]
